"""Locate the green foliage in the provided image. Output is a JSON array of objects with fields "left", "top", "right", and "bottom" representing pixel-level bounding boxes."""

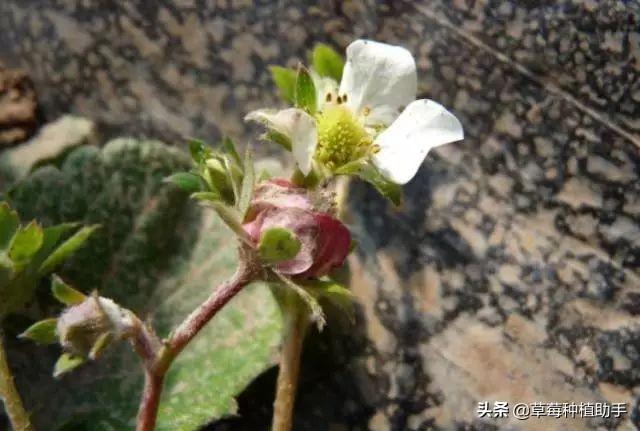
[
  {"left": 311, "top": 43, "right": 344, "bottom": 82},
  {"left": 238, "top": 148, "right": 255, "bottom": 218},
  {"left": 53, "top": 353, "right": 84, "bottom": 378},
  {"left": 302, "top": 279, "right": 355, "bottom": 321},
  {"left": 8, "top": 139, "right": 281, "bottom": 430},
  {"left": 19, "top": 318, "right": 58, "bottom": 345},
  {"left": 0, "top": 203, "right": 96, "bottom": 317},
  {"left": 269, "top": 66, "right": 297, "bottom": 104},
  {"left": 164, "top": 172, "right": 205, "bottom": 194},
  {"left": 258, "top": 228, "right": 301, "bottom": 264},
  {"left": 51, "top": 275, "right": 86, "bottom": 306},
  {"left": 9, "top": 221, "right": 43, "bottom": 263},
  {"left": 295, "top": 66, "right": 317, "bottom": 115},
  {"left": 336, "top": 159, "right": 403, "bottom": 206},
  {"left": 38, "top": 225, "right": 100, "bottom": 277}
]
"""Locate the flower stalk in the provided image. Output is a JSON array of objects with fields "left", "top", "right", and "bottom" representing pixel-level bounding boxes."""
[
  {"left": 135, "top": 252, "right": 259, "bottom": 431},
  {"left": 0, "top": 331, "right": 33, "bottom": 431},
  {"left": 272, "top": 302, "right": 308, "bottom": 431}
]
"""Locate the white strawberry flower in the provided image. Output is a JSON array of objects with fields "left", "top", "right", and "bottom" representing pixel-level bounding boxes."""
[{"left": 246, "top": 39, "right": 463, "bottom": 185}]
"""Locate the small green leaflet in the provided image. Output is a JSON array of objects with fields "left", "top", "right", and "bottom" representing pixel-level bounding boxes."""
[
  {"left": 0, "top": 202, "right": 19, "bottom": 250},
  {"left": 269, "top": 66, "right": 297, "bottom": 104},
  {"left": 311, "top": 43, "right": 344, "bottom": 82},
  {"left": 53, "top": 353, "right": 85, "bottom": 378},
  {"left": 38, "top": 225, "right": 100, "bottom": 277},
  {"left": 9, "top": 221, "right": 43, "bottom": 263},
  {"left": 336, "top": 159, "right": 402, "bottom": 206},
  {"left": 164, "top": 172, "right": 205, "bottom": 194},
  {"left": 19, "top": 318, "right": 58, "bottom": 345},
  {"left": 238, "top": 148, "right": 255, "bottom": 218},
  {"left": 295, "top": 66, "right": 317, "bottom": 115},
  {"left": 51, "top": 275, "right": 87, "bottom": 306}
]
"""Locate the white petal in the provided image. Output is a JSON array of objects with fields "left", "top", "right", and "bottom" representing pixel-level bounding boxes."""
[
  {"left": 339, "top": 39, "right": 417, "bottom": 126},
  {"left": 373, "top": 99, "right": 463, "bottom": 185},
  {"left": 310, "top": 70, "right": 338, "bottom": 112},
  {"left": 245, "top": 108, "right": 317, "bottom": 175}
]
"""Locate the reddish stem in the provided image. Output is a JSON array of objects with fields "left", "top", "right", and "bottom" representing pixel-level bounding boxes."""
[{"left": 134, "top": 261, "right": 257, "bottom": 431}]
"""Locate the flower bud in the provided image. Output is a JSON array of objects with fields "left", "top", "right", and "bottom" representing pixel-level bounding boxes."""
[
  {"left": 57, "top": 295, "right": 134, "bottom": 359},
  {"left": 243, "top": 179, "right": 350, "bottom": 278}
]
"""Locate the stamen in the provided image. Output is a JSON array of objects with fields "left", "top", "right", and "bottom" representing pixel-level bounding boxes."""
[
  {"left": 362, "top": 106, "right": 371, "bottom": 116},
  {"left": 326, "top": 93, "right": 332, "bottom": 102},
  {"left": 337, "top": 95, "right": 342, "bottom": 104},
  {"left": 342, "top": 94, "right": 348, "bottom": 102},
  {"left": 371, "top": 144, "right": 381, "bottom": 154}
]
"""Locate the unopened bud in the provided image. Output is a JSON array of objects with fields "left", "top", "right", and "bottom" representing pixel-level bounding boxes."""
[{"left": 57, "top": 295, "right": 134, "bottom": 359}]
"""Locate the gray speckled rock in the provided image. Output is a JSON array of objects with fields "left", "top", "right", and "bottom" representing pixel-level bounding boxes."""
[{"left": 1, "top": 1, "right": 640, "bottom": 430}]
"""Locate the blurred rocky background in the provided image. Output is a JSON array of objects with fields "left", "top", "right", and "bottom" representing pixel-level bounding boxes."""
[{"left": 0, "top": 1, "right": 639, "bottom": 430}]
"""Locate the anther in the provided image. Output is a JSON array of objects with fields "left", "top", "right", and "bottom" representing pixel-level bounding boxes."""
[
  {"left": 362, "top": 106, "right": 371, "bottom": 116},
  {"left": 326, "top": 93, "right": 332, "bottom": 102},
  {"left": 337, "top": 95, "right": 342, "bottom": 104}
]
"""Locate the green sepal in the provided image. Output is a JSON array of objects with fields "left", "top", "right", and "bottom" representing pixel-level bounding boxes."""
[
  {"left": 9, "top": 221, "right": 44, "bottom": 263},
  {"left": 204, "top": 157, "right": 235, "bottom": 204},
  {"left": 53, "top": 353, "right": 85, "bottom": 378},
  {"left": 207, "top": 201, "right": 251, "bottom": 243},
  {"left": 336, "top": 159, "right": 402, "bottom": 206},
  {"left": 164, "top": 172, "right": 205, "bottom": 194},
  {"left": 263, "top": 130, "right": 292, "bottom": 151},
  {"left": 88, "top": 331, "right": 113, "bottom": 360},
  {"left": 291, "top": 168, "right": 320, "bottom": 189},
  {"left": 311, "top": 43, "right": 344, "bottom": 82},
  {"left": 258, "top": 228, "right": 301, "bottom": 264},
  {"left": 269, "top": 66, "right": 297, "bottom": 104},
  {"left": 295, "top": 65, "right": 317, "bottom": 115},
  {"left": 302, "top": 279, "right": 355, "bottom": 322},
  {"left": 272, "top": 271, "right": 326, "bottom": 330},
  {"left": 19, "top": 318, "right": 58, "bottom": 345},
  {"left": 221, "top": 137, "right": 242, "bottom": 166},
  {"left": 51, "top": 275, "right": 87, "bottom": 306},
  {"left": 191, "top": 191, "right": 221, "bottom": 203},
  {"left": 0, "top": 202, "right": 19, "bottom": 251},
  {"left": 188, "top": 138, "right": 211, "bottom": 165},
  {"left": 238, "top": 148, "right": 255, "bottom": 217},
  {"left": 38, "top": 225, "right": 100, "bottom": 277}
]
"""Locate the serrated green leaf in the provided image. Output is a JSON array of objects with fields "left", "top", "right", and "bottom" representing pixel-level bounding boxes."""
[
  {"left": 336, "top": 159, "right": 402, "bottom": 206},
  {"left": 311, "top": 43, "right": 344, "bottom": 82},
  {"left": 258, "top": 228, "right": 301, "bottom": 264},
  {"left": 0, "top": 202, "right": 19, "bottom": 250},
  {"left": 9, "top": 221, "right": 43, "bottom": 263},
  {"left": 269, "top": 66, "right": 297, "bottom": 104},
  {"left": 51, "top": 275, "right": 86, "bottom": 306},
  {"left": 295, "top": 66, "right": 317, "bottom": 115},
  {"left": 53, "top": 353, "right": 85, "bottom": 378},
  {"left": 164, "top": 172, "right": 205, "bottom": 194},
  {"left": 38, "top": 225, "right": 99, "bottom": 277},
  {"left": 238, "top": 148, "right": 255, "bottom": 217},
  {"left": 19, "top": 318, "right": 58, "bottom": 344}
]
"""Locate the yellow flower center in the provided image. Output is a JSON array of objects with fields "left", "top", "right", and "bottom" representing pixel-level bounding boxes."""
[{"left": 315, "top": 105, "right": 372, "bottom": 171}]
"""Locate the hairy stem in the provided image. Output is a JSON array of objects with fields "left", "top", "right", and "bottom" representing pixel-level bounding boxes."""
[
  {"left": 135, "top": 260, "right": 257, "bottom": 431},
  {"left": 271, "top": 306, "right": 308, "bottom": 431},
  {"left": 0, "top": 331, "right": 33, "bottom": 431}
]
